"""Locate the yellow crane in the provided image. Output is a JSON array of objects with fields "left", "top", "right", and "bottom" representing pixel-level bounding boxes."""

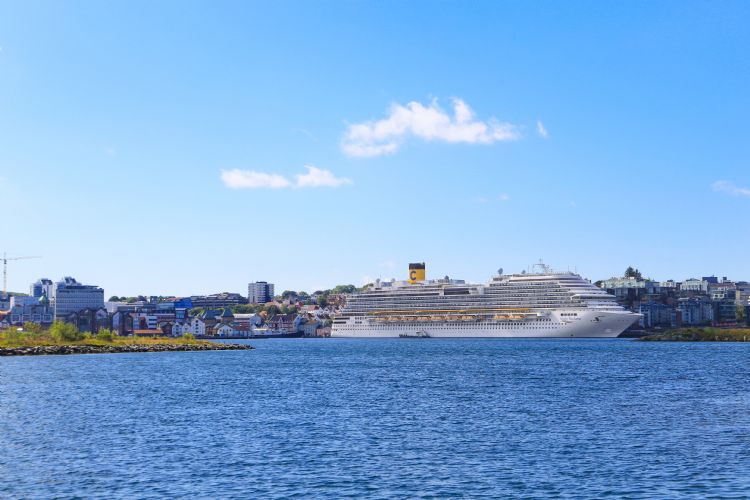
[{"left": 2, "top": 253, "right": 41, "bottom": 296}]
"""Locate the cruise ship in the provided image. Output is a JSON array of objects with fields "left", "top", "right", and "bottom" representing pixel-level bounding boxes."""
[{"left": 331, "top": 262, "right": 641, "bottom": 338}]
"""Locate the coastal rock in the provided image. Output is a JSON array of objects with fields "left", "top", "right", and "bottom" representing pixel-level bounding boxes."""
[{"left": 0, "top": 343, "right": 252, "bottom": 357}]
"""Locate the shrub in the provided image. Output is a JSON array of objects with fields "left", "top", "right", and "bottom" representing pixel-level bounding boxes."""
[
  {"left": 49, "top": 321, "right": 84, "bottom": 342},
  {"left": 182, "top": 333, "right": 195, "bottom": 342},
  {"left": 4, "top": 328, "right": 25, "bottom": 344},
  {"left": 96, "top": 328, "right": 114, "bottom": 342},
  {"left": 22, "top": 322, "right": 45, "bottom": 339}
]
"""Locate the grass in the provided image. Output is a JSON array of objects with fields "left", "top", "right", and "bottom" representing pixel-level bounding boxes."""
[
  {"left": 640, "top": 327, "right": 750, "bottom": 342},
  {"left": 0, "top": 326, "right": 211, "bottom": 349}
]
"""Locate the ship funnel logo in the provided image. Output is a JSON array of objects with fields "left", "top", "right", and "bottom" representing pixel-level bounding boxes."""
[{"left": 408, "top": 262, "right": 426, "bottom": 284}]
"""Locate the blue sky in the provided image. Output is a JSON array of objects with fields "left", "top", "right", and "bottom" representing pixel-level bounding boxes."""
[{"left": 1, "top": 1, "right": 748, "bottom": 296}]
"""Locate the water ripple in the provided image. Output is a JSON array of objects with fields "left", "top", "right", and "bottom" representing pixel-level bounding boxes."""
[{"left": 1, "top": 339, "right": 749, "bottom": 498}]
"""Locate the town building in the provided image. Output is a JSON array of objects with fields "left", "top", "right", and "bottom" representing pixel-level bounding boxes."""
[
  {"left": 65, "top": 308, "right": 109, "bottom": 333},
  {"left": 50, "top": 277, "right": 105, "bottom": 320},
  {"left": 6, "top": 294, "right": 54, "bottom": 326},
  {"left": 248, "top": 281, "right": 275, "bottom": 304},
  {"left": 677, "top": 298, "right": 714, "bottom": 326},
  {"left": 30, "top": 278, "right": 54, "bottom": 298},
  {"left": 680, "top": 279, "right": 709, "bottom": 294},
  {"left": 709, "top": 281, "right": 736, "bottom": 300},
  {"left": 189, "top": 293, "right": 246, "bottom": 308},
  {"left": 639, "top": 302, "right": 678, "bottom": 329},
  {"left": 734, "top": 282, "right": 750, "bottom": 306},
  {"left": 267, "top": 313, "right": 297, "bottom": 333},
  {"left": 713, "top": 298, "right": 738, "bottom": 325}
]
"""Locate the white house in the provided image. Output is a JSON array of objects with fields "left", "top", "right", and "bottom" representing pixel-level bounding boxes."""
[{"left": 214, "top": 324, "right": 234, "bottom": 337}]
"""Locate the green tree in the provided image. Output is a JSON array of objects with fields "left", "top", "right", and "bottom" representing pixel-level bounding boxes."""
[
  {"left": 317, "top": 295, "right": 328, "bottom": 308},
  {"left": 49, "top": 321, "right": 84, "bottom": 342},
  {"left": 624, "top": 267, "right": 643, "bottom": 280},
  {"left": 266, "top": 305, "right": 280, "bottom": 317}
]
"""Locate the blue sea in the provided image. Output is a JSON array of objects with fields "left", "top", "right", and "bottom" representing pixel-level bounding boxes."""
[{"left": 1, "top": 338, "right": 749, "bottom": 498}]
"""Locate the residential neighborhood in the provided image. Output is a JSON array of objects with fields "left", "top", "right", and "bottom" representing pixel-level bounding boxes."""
[
  {"left": 598, "top": 268, "right": 750, "bottom": 330},
  {"left": 0, "top": 277, "right": 342, "bottom": 338}
]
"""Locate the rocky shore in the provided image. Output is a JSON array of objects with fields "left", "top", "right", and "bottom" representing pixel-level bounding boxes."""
[
  {"left": 0, "top": 343, "right": 253, "bottom": 356},
  {"left": 639, "top": 328, "right": 750, "bottom": 342}
]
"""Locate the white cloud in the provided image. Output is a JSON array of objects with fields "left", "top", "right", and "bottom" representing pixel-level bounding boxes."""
[
  {"left": 537, "top": 120, "right": 549, "bottom": 139},
  {"left": 220, "top": 166, "right": 350, "bottom": 189},
  {"left": 295, "top": 165, "right": 352, "bottom": 187},
  {"left": 221, "top": 169, "right": 292, "bottom": 189},
  {"left": 499, "top": 193, "right": 510, "bottom": 201},
  {"left": 712, "top": 180, "right": 750, "bottom": 197},
  {"left": 342, "top": 98, "right": 521, "bottom": 157}
]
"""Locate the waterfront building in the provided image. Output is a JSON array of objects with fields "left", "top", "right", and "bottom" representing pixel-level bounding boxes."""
[
  {"left": 214, "top": 323, "right": 234, "bottom": 336},
  {"left": 65, "top": 307, "right": 109, "bottom": 333},
  {"left": 267, "top": 313, "right": 297, "bottom": 333},
  {"left": 677, "top": 298, "right": 714, "bottom": 326},
  {"left": 191, "top": 317, "right": 211, "bottom": 336},
  {"left": 713, "top": 298, "right": 737, "bottom": 325},
  {"left": 638, "top": 302, "right": 678, "bottom": 329},
  {"left": 232, "top": 325, "right": 252, "bottom": 336},
  {"left": 170, "top": 322, "right": 190, "bottom": 337},
  {"left": 233, "top": 313, "right": 263, "bottom": 328},
  {"left": 7, "top": 294, "right": 54, "bottom": 326},
  {"left": 50, "top": 277, "right": 105, "bottom": 320},
  {"left": 248, "top": 281, "right": 275, "bottom": 304}
]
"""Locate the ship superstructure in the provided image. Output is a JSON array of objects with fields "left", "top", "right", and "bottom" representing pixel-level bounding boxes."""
[{"left": 331, "top": 263, "right": 640, "bottom": 338}]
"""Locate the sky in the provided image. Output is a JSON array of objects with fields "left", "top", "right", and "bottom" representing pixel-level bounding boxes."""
[{"left": 0, "top": 1, "right": 748, "bottom": 297}]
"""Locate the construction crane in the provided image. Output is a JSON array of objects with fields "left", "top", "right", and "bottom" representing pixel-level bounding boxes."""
[{"left": 2, "top": 253, "right": 41, "bottom": 297}]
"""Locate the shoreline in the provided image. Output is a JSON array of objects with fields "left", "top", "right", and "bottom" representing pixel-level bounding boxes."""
[
  {"left": 0, "top": 342, "right": 253, "bottom": 356},
  {"left": 639, "top": 327, "right": 750, "bottom": 342}
]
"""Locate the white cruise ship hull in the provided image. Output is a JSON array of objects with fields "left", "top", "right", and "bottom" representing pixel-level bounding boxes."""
[{"left": 331, "top": 310, "right": 639, "bottom": 339}]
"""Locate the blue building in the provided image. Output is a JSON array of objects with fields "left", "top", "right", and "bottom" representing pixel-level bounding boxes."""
[
  {"left": 677, "top": 298, "right": 714, "bottom": 326},
  {"left": 639, "top": 302, "right": 678, "bottom": 329},
  {"left": 713, "top": 298, "right": 737, "bottom": 325}
]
